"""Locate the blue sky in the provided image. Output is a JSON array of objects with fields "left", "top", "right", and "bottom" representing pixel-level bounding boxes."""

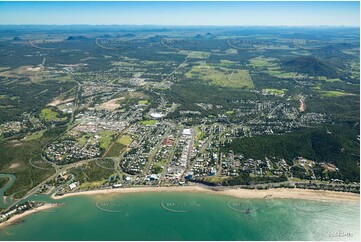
[{"left": 0, "top": 1, "right": 359, "bottom": 26}]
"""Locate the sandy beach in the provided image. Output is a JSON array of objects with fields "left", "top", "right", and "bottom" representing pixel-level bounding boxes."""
[
  {"left": 51, "top": 185, "right": 360, "bottom": 202},
  {"left": 0, "top": 204, "right": 57, "bottom": 229}
]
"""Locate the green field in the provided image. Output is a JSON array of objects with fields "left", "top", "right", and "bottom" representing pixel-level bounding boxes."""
[
  {"left": 262, "top": 88, "right": 286, "bottom": 97},
  {"left": 139, "top": 120, "right": 157, "bottom": 125},
  {"left": 225, "top": 49, "right": 238, "bottom": 54},
  {"left": 99, "top": 131, "right": 118, "bottom": 149},
  {"left": 249, "top": 56, "right": 278, "bottom": 68},
  {"left": 185, "top": 63, "right": 254, "bottom": 88},
  {"left": 116, "top": 135, "right": 132, "bottom": 146},
  {"left": 180, "top": 51, "right": 211, "bottom": 59},
  {"left": 219, "top": 60, "right": 240, "bottom": 67},
  {"left": 78, "top": 180, "right": 107, "bottom": 190},
  {"left": 224, "top": 69, "right": 253, "bottom": 88},
  {"left": 193, "top": 126, "right": 206, "bottom": 148},
  {"left": 104, "top": 134, "right": 132, "bottom": 157},
  {"left": 266, "top": 68, "right": 300, "bottom": 78},
  {"left": 39, "top": 108, "right": 67, "bottom": 122},
  {"left": 23, "top": 129, "right": 46, "bottom": 141},
  {"left": 249, "top": 56, "right": 299, "bottom": 78},
  {"left": 138, "top": 100, "right": 148, "bottom": 105},
  {"left": 321, "top": 90, "right": 350, "bottom": 98},
  {"left": 317, "top": 76, "right": 342, "bottom": 83},
  {"left": 69, "top": 160, "right": 116, "bottom": 186},
  {"left": 104, "top": 143, "right": 126, "bottom": 157}
]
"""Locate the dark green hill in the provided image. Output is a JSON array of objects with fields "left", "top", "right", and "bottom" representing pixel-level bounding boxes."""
[
  {"left": 147, "top": 35, "right": 167, "bottom": 42},
  {"left": 282, "top": 56, "right": 338, "bottom": 78},
  {"left": 222, "top": 126, "right": 360, "bottom": 182}
]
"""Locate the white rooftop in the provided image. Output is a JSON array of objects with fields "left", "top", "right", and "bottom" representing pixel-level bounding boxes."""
[
  {"left": 150, "top": 112, "right": 165, "bottom": 118},
  {"left": 182, "top": 129, "right": 192, "bottom": 135}
]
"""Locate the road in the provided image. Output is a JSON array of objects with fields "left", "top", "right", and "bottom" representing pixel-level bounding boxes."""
[{"left": 9, "top": 71, "right": 85, "bottom": 207}]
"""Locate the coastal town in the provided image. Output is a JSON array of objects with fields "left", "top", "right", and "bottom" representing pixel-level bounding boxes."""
[
  {"left": 0, "top": 51, "right": 359, "bottom": 201},
  {"left": 30, "top": 91, "right": 358, "bottom": 196},
  {"left": 0, "top": 19, "right": 360, "bottom": 240}
]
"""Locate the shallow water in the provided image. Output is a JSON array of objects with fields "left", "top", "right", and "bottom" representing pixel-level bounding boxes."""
[{"left": 0, "top": 192, "right": 359, "bottom": 241}]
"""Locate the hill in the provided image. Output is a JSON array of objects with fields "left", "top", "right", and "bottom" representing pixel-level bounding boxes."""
[
  {"left": 282, "top": 56, "right": 338, "bottom": 78},
  {"left": 147, "top": 35, "right": 167, "bottom": 42},
  {"left": 222, "top": 126, "right": 360, "bottom": 182},
  {"left": 66, "top": 36, "right": 88, "bottom": 41}
]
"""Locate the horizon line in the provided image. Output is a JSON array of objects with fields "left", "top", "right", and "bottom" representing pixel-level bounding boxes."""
[{"left": 0, "top": 24, "right": 359, "bottom": 28}]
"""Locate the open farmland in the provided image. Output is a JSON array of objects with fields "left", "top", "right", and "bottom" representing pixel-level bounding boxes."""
[{"left": 185, "top": 63, "right": 253, "bottom": 88}]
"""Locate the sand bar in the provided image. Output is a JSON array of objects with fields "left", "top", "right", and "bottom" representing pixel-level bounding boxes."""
[{"left": 0, "top": 204, "right": 57, "bottom": 229}]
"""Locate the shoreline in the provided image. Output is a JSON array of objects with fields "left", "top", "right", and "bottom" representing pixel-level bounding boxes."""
[
  {"left": 0, "top": 204, "right": 57, "bottom": 229},
  {"left": 51, "top": 186, "right": 360, "bottom": 203},
  {"left": 0, "top": 186, "right": 358, "bottom": 228}
]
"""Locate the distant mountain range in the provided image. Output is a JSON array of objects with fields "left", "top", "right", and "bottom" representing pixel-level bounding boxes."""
[{"left": 66, "top": 36, "right": 88, "bottom": 40}]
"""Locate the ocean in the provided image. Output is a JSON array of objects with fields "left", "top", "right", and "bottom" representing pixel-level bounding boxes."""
[{"left": 0, "top": 192, "right": 359, "bottom": 240}]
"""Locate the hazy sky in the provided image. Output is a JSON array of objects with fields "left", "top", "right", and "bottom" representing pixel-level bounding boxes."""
[{"left": 0, "top": 1, "right": 359, "bottom": 26}]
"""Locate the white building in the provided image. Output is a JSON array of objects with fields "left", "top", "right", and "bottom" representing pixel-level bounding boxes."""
[{"left": 69, "top": 182, "right": 78, "bottom": 190}]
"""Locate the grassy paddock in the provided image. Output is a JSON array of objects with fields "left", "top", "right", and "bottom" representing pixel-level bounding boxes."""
[
  {"left": 185, "top": 63, "right": 253, "bottom": 88},
  {"left": 139, "top": 120, "right": 157, "bottom": 125},
  {"left": 40, "top": 107, "right": 67, "bottom": 122}
]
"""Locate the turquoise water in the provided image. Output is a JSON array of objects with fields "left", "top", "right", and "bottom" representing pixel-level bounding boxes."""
[{"left": 0, "top": 192, "right": 359, "bottom": 241}]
